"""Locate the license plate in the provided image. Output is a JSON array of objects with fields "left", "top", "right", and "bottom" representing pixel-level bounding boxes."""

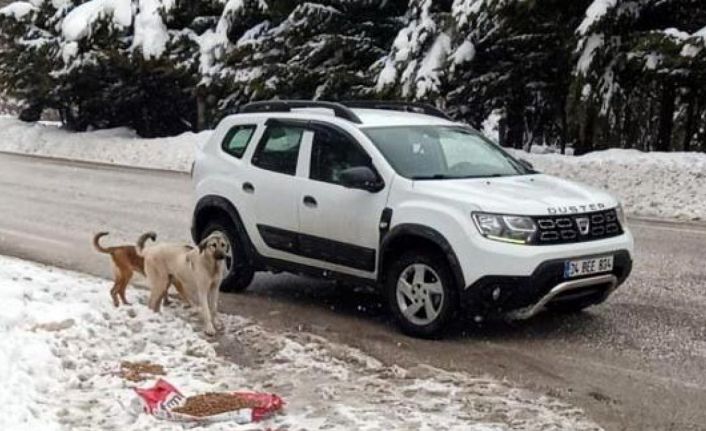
[{"left": 564, "top": 255, "right": 613, "bottom": 278}]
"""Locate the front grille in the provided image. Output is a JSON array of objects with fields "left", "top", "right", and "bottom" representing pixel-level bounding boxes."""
[{"left": 533, "top": 209, "right": 622, "bottom": 245}]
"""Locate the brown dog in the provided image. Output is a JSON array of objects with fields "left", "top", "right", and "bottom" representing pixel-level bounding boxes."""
[{"left": 93, "top": 232, "right": 188, "bottom": 307}]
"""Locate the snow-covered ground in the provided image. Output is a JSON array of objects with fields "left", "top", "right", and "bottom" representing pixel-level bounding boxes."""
[
  {"left": 0, "top": 116, "right": 208, "bottom": 172},
  {"left": 0, "top": 115, "right": 704, "bottom": 221},
  {"left": 0, "top": 255, "right": 601, "bottom": 430}
]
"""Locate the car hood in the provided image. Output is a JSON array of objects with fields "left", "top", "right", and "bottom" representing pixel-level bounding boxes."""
[{"left": 411, "top": 174, "right": 618, "bottom": 216}]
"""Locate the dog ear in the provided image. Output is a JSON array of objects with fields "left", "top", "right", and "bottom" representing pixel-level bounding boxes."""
[{"left": 198, "top": 236, "right": 210, "bottom": 253}]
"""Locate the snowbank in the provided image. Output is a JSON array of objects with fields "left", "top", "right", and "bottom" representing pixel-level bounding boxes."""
[
  {"left": 0, "top": 255, "right": 601, "bottom": 430},
  {"left": 517, "top": 149, "right": 706, "bottom": 221},
  {"left": 0, "top": 116, "right": 209, "bottom": 172},
  {"left": 1, "top": 115, "right": 703, "bottom": 221}
]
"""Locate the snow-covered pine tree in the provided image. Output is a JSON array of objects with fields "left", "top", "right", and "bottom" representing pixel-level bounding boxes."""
[
  {"left": 374, "top": 0, "right": 451, "bottom": 102},
  {"left": 571, "top": 0, "right": 706, "bottom": 153},
  {"left": 212, "top": 0, "right": 406, "bottom": 118},
  {"left": 446, "top": 0, "right": 590, "bottom": 151},
  {"left": 0, "top": 1, "right": 63, "bottom": 122}
]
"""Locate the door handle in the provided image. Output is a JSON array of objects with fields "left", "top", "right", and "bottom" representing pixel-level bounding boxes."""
[
  {"left": 303, "top": 195, "right": 317, "bottom": 208},
  {"left": 242, "top": 182, "right": 255, "bottom": 193}
]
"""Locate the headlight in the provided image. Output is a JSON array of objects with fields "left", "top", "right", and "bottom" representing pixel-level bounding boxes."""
[
  {"left": 472, "top": 212, "right": 537, "bottom": 244},
  {"left": 615, "top": 203, "right": 627, "bottom": 227}
]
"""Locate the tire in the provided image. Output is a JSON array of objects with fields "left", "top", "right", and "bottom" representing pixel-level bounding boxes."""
[
  {"left": 385, "top": 249, "right": 458, "bottom": 338},
  {"left": 200, "top": 218, "right": 255, "bottom": 293}
]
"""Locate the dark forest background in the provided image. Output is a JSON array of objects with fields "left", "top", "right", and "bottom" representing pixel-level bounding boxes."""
[{"left": 0, "top": 0, "right": 704, "bottom": 155}]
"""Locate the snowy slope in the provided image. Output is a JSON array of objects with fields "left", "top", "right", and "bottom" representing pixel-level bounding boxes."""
[
  {"left": 518, "top": 149, "right": 706, "bottom": 222},
  {"left": 0, "top": 116, "right": 209, "bottom": 172},
  {"left": 0, "top": 255, "right": 602, "bottom": 430}
]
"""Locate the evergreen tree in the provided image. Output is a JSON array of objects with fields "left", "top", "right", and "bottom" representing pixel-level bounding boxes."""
[
  {"left": 0, "top": 1, "right": 62, "bottom": 121},
  {"left": 212, "top": 0, "right": 406, "bottom": 118},
  {"left": 571, "top": 0, "right": 706, "bottom": 153},
  {"left": 445, "top": 0, "right": 590, "bottom": 151}
]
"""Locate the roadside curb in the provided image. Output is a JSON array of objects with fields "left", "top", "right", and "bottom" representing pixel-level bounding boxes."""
[
  {"left": 627, "top": 215, "right": 706, "bottom": 228},
  {"left": 0, "top": 150, "right": 190, "bottom": 176}
]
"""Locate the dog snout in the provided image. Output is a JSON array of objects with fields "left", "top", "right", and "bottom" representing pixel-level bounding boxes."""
[{"left": 214, "top": 250, "right": 226, "bottom": 260}]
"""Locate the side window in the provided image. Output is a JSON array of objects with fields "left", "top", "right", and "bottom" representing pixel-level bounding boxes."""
[
  {"left": 222, "top": 125, "right": 256, "bottom": 158},
  {"left": 310, "top": 128, "right": 373, "bottom": 185},
  {"left": 252, "top": 125, "right": 304, "bottom": 175}
]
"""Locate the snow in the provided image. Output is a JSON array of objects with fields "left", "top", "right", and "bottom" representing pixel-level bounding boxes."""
[
  {"left": 0, "top": 116, "right": 207, "bottom": 172},
  {"left": 517, "top": 149, "right": 706, "bottom": 221},
  {"left": 0, "top": 255, "right": 603, "bottom": 430},
  {"left": 376, "top": 0, "right": 438, "bottom": 94},
  {"left": 414, "top": 32, "right": 451, "bottom": 98},
  {"left": 451, "top": 39, "right": 476, "bottom": 65},
  {"left": 0, "top": 1, "right": 35, "bottom": 19},
  {"left": 62, "top": 0, "right": 133, "bottom": 41},
  {"left": 577, "top": 0, "right": 616, "bottom": 35},
  {"left": 577, "top": 34, "right": 604, "bottom": 75},
  {"left": 482, "top": 108, "right": 502, "bottom": 139},
  {"left": 132, "top": 0, "right": 173, "bottom": 59}
]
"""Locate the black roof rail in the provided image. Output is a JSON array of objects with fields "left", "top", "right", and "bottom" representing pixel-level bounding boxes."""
[
  {"left": 342, "top": 100, "right": 452, "bottom": 121},
  {"left": 239, "top": 100, "right": 362, "bottom": 124}
]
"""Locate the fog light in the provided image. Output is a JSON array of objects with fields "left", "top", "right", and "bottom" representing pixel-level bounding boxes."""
[{"left": 492, "top": 287, "right": 501, "bottom": 301}]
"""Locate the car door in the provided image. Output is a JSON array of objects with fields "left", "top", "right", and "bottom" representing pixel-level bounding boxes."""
[
  {"left": 245, "top": 119, "right": 312, "bottom": 259},
  {"left": 297, "top": 124, "right": 388, "bottom": 276}
]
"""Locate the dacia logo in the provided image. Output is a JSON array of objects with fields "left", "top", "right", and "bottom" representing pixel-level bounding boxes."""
[
  {"left": 547, "top": 203, "right": 606, "bottom": 214},
  {"left": 576, "top": 217, "right": 591, "bottom": 235}
]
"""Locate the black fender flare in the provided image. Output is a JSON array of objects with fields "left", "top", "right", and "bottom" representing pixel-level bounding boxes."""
[{"left": 379, "top": 224, "right": 466, "bottom": 290}]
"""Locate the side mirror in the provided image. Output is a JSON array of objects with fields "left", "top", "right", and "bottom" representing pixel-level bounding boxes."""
[{"left": 339, "top": 166, "right": 383, "bottom": 192}]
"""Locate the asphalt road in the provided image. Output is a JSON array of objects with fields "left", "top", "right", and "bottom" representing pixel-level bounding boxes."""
[{"left": 1, "top": 152, "right": 705, "bottom": 431}]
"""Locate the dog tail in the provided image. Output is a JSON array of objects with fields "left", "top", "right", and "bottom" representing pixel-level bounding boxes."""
[
  {"left": 136, "top": 231, "right": 157, "bottom": 256},
  {"left": 93, "top": 232, "right": 111, "bottom": 253}
]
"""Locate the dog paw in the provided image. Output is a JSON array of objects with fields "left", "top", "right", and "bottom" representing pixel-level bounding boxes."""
[
  {"left": 204, "top": 326, "right": 217, "bottom": 337},
  {"left": 213, "top": 318, "right": 225, "bottom": 331}
]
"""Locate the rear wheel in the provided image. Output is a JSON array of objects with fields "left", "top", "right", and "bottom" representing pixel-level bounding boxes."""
[
  {"left": 201, "top": 218, "right": 255, "bottom": 293},
  {"left": 386, "top": 250, "right": 458, "bottom": 338}
]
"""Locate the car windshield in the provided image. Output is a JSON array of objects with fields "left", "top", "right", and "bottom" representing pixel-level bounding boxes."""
[{"left": 363, "top": 125, "right": 533, "bottom": 180}]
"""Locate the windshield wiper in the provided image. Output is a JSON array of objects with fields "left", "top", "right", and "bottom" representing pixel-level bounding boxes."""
[
  {"left": 410, "top": 174, "right": 450, "bottom": 180},
  {"left": 411, "top": 173, "right": 517, "bottom": 180}
]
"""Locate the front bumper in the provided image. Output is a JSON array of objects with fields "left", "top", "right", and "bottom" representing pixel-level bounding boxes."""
[{"left": 461, "top": 249, "right": 632, "bottom": 317}]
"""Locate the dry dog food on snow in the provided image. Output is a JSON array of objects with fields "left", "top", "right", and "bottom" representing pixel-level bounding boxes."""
[
  {"left": 120, "top": 361, "right": 165, "bottom": 382},
  {"left": 172, "top": 393, "right": 260, "bottom": 417}
]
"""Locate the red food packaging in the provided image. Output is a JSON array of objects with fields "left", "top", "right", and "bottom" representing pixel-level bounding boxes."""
[{"left": 133, "top": 379, "right": 284, "bottom": 424}]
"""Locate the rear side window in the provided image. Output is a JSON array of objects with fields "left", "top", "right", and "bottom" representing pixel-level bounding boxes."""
[
  {"left": 222, "top": 125, "right": 256, "bottom": 158},
  {"left": 252, "top": 125, "right": 304, "bottom": 175}
]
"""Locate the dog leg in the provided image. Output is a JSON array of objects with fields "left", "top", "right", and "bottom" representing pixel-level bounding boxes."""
[
  {"left": 172, "top": 278, "right": 191, "bottom": 307},
  {"left": 209, "top": 285, "right": 224, "bottom": 331},
  {"left": 109, "top": 265, "right": 121, "bottom": 307},
  {"left": 199, "top": 290, "right": 216, "bottom": 336},
  {"left": 161, "top": 284, "right": 172, "bottom": 307},
  {"left": 110, "top": 281, "right": 121, "bottom": 307},
  {"left": 118, "top": 268, "right": 133, "bottom": 306},
  {"left": 147, "top": 269, "right": 170, "bottom": 312}
]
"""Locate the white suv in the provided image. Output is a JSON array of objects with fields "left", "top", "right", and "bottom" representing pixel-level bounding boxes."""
[{"left": 191, "top": 100, "right": 633, "bottom": 337}]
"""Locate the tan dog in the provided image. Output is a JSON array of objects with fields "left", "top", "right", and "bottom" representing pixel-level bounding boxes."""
[
  {"left": 137, "top": 231, "right": 229, "bottom": 336},
  {"left": 93, "top": 232, "right": 188, "bottom": 307}
]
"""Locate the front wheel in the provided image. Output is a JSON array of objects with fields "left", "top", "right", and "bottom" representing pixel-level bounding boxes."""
[
  {"left": 386, "top": 250, "right": 458, "bottom": 338},
  {"left": 201, "top": 218, "right": 255, "bottom": 293}
]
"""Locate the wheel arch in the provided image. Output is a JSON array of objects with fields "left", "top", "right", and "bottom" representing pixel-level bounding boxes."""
[
  {"left": 379, "top": 224, "right": 465, "bottom": 291},
  {"left": 192, "top": 195, "right": 258, "bottom": 266}
]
